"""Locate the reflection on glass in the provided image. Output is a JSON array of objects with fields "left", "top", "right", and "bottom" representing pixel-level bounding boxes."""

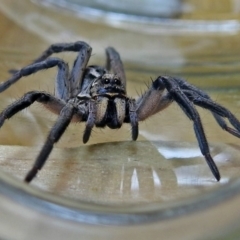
[
  {"left": 1, "top": 140, "right": 239, "bottom": 204},
  {"left": 36, "top": 0, "right": 182, "bottom": 18}
]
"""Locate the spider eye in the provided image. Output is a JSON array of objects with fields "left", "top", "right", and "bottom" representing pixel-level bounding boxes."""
[
  {"left": 114, "top": 78, "right": 121, "bottom": 85},
  {"left": 102, "top": 78, "right": 110, "bottom": 84}
]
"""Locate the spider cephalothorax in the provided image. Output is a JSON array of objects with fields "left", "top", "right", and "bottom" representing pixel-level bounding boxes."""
[
  {"left": 0, "top": 41, "right": 240, "bottom": 183},
  {"left": 89, "top": 73, "right": 128, "bottom": 129},
  {"left": 77, "top": 68, "right": 136, "bottom": 143}
]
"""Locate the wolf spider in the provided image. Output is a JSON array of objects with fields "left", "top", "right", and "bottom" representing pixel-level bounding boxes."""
[{"left": 0, "top": 41, "right": 240, "bottom": 183}]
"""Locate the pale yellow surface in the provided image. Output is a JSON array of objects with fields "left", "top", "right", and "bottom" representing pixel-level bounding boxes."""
[{"left": 0, "top": 1, "right": 240, "bottom": 239}]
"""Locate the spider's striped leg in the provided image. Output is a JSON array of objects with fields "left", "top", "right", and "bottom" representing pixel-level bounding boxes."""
[
  {"left": 155, "top": 76, "right": 220, "bottom": 181},
  {"left": 0, "top": 91, "right": 65, "bottom": 128},
  {"left": 106, "top": 47, "right": 126, "bottom": 90},
  {"left": 25, "top": 103, "right": 74, "bottom": 182},
  {"left": 0, "top": 58, "right": 68, "bottom": 93}
]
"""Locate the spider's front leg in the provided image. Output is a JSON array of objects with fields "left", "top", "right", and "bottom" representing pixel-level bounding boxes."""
[
  {"left": 0, "top": 90, "right": 79, "bottom": 182},
  {"left": 0, "top": 58, "right": 68, "bottom": 93},
  {"left": 1, "top": 41, "right": 92, "bottom": 97},
  {"left": 25, "top": 103, "right": 75, "bottom": 182},
  {"left": 28, "top": 41, "right": 92, "bottom": 98},
  {"left": 106, "top": 47, "right": 126, "bottom": 90},
  {"left": 136, "top": 76, "right": 221, "bottom": 181},
  {"left": 83, "top": 99, "right": 96, "bottom": 144}
]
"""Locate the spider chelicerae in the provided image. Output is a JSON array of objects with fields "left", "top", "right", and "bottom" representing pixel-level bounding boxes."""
[{"left": 0, "top": 41, "right": 240, "bottom": 183}]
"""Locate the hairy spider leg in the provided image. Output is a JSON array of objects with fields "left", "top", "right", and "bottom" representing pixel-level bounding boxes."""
[
  {"left": 26, "top": 41, "right": 92, "bottom": 98},
  {"left": 0, "top": 91, "right": 75, "bottom": 182},
  {"left": 212, "top": 112, "right": 240, "bottom": 138},
  {"left": 0, "top": 58, "right": 68, "bottom": 93},
  {"left": 156, "top": 76, "right": 220, "bottom": 181},
  {"left": 106, "top": 47, "right": 126, "bottom": 90},
  {"left": 6, "top": 41, "right": 92, "bottom": 96},
  {"left": 83, "top": 100, "right": 96, "bottom": 143},
  {"left": 0, "top": 91, "right": 62, "bottom": 127},
  {"left": 184, "top": 90, "right": 240, "bottom": 137},
  {"left": 24, "top": 103, "right": 74, "bottom": 183},
  {"left": 68, "top": 43, "right": 92, "bottom": 97},
  {"left": 173, "top": 79, "right": 240, "bottom": 138},
  {"left": 29, "top": 41, "right": 91, "bottom": 64},
  {"left": 136, "top": 79, "right": 173, "bottom": 121},
  {"left": 128, "top": 99, "right": 139, "bottom": 140},
  {"left": 25, "top": 103, "right": 74, "bottom": 182}
]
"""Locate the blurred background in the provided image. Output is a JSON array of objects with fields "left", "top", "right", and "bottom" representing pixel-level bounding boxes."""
[{"left": 1, "top": 0, "right": 240, "bottom": 239}]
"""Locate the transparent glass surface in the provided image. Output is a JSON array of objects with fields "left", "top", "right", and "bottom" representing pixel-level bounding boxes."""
[
  {"left": 0, "top": 0, "right": 240, "bottom": 239},
  {"left": 37, "top": 0, "right": 182, "bottom": 18}
]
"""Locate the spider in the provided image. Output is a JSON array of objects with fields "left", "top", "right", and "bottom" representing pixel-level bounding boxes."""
[{"left": 0, "top": 41, "right": 240, "bottom": 183}]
